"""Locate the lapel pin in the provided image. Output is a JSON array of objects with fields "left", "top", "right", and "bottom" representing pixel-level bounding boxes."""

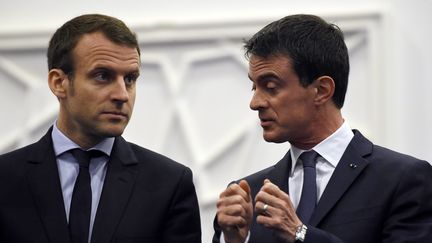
[{"left": 349, "top": 163, "right": 358, "bottom": 169}]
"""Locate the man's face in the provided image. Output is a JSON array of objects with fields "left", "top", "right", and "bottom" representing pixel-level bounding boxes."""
[
  {"left": 249, "top": 55, "right": 317, "bottom": 144},
  {"left": 58, "top": 32, "right": 140, "bottom": 145}
]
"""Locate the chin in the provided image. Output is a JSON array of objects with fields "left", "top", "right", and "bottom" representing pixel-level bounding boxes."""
[
  {"left": 263, "top": 133, "right": 286, "bottom": 143},
  {"left": 99, "top": 126, "right": 126, "bottom": 138}
]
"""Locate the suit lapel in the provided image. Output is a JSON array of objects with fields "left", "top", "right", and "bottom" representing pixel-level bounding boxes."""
[
  {"left": 26, "top": 128, "right": 71, "bottom": 243},
  {"left": 91, "top": 137, "right": 138, "bottom": 243},
  {"left": 249, "top": 152, "right": 291, "bottom": 243},
  {"left": 267, "top": 151, "right": 292, "bottom": 194},
  {"left": 309, "top": 130, "right": 373, "bottom": 226}
]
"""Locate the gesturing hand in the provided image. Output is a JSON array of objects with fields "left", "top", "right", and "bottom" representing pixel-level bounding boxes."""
[
  {"left": 255, "top": 179, "right": 302, "bottom": 242},
  {"left": 217, "top": 180, "right": 253, "bottom": 243}
]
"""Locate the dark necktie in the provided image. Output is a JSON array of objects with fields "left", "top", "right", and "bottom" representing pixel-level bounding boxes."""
[
  {"left": 69, "top": 149, "right": 93, "bottom": 243},
  {"left": 296, "top": 150, "right": 318, "bottom": 224}
]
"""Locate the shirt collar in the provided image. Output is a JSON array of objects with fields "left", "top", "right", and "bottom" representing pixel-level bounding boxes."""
[
  {"left": 51, "top": 122, "right": 115, "bottom": 157},
  {"left": 289, "top": 121, "right": 354, "bottom": 175}
]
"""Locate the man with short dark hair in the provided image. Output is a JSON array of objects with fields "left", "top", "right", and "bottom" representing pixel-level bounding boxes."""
[
  {"left": 0, "top": 14, "right": 201, "bottom": 243},
  {"left": 213, "top": 14, "right": 432, "bottom": 243}
]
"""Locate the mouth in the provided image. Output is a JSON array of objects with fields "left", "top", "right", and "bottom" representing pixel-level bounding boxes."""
[
  {"left": 101, "top": 111, "right": 129, "bottom": 120},
  {"left": 259, "top": 117, "right": 274, "bottom": 127}
]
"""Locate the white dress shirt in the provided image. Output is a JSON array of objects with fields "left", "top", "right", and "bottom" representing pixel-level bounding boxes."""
[
  {"left": 51, "top": 123, "right": 114, "bottom": 242},
  {"left": 289, "top": 121, "right": 354, "bottom": 208},
  {"left": 220, "top": 121, "right": 354, "bottom": 243}
]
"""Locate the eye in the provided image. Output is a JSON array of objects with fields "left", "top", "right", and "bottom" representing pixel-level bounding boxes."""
[
  {"left": 265, "top": 81, "right": 277, "bottom": 91},
  {"left": 94, "top": 70, "right": 111, "bottom": 82},
  {"left": 124, "top": 73, "right": 139, "bottom": 86}
]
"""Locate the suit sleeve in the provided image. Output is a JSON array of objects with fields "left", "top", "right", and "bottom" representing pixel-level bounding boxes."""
[
  {"left": 212, "top": 215, "right": 222, "bottom": 243},
  {"left": 162, "top": 167, "right": 202, "bottom": 243},
  {"left": 304, "top": 226, "right": 344, "bottom": 243},
  {"left": 381, "top": 160, "right": 432, "bottom": 242}
]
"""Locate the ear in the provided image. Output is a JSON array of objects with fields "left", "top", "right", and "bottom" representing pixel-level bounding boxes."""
[
  {"left": 312, "top": 76, "right": 335, "bottom": 105},
  {"left": 48, "top": 69, "right": 69, "bottom": 99}
]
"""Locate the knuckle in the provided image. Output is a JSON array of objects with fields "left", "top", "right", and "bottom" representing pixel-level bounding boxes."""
[
  {"left": 216, "top": 198, "right": 224, "bottom": 207},
  {"left": 234, "top": 204, "right": 244, "bottom": 213},
  {"left": 274, "top": 217, "right": 283, "bottom": 225},
  {"left": 255, "top": 191, "right": 264, "bottom": 201},
  {"left": 235, "top": 194, "right": 247, "bottom": 204},
  {"left": 228, "top": 183, "right": 238, "bottom": 191}
]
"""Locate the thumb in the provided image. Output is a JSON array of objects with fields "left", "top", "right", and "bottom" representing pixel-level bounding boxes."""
[{"left": 239, "top": 180, "right": 251, "bottom": 202}]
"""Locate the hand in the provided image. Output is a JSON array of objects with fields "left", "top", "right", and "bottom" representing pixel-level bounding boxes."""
[
  {"left": 255, "top": 179, "right": 302, "bottom": 242},
  {"left": 217, "top": 180, "right": 253, "bottom": 243}
]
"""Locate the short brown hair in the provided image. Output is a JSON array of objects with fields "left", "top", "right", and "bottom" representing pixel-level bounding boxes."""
[{"left": 47, "top": 14, "right": 140, "bottom": 77}]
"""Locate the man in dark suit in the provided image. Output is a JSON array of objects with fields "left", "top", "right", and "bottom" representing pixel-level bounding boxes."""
[
  {"left": 0, "top": 14, "right": 201, "bottom": 243},
  {"left": 213, "top": 14, "right": 432, "bottom": 243}
]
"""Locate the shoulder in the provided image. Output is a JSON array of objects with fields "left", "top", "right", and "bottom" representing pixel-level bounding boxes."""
[
  {"left": 351, "top": 130, "right": 430, "bottom": 170},
  {"left": 371, "top": 144, "right": 426, "bottom": 163},
  {"left": 0, "top": 141, "right": 44, "bottom": 185},
  {"left": 369, "top": 144, "right": 431, "bottom": 174},
  {"left": 350, "top": 131, "right": 432, "bottom": 183},
  {"left": 0, "top": 128, "right": 52, "bottom": 167},
  {"left": 121, "top": 139, "right": 193, "bottom": 176},
  {"left": 0, "top": 142, "right": 38, "bottom": 168},
  {"left": 365, "top": 144, "right": 430, "bottom": 170}
]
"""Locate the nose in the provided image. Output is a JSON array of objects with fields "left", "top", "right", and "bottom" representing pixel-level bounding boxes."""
[
  {"left": 111, "top": 78, "right": 130, "bottom": 104},
  {"left": 249, "top": 90, "right": 267, "bottom": 111}
]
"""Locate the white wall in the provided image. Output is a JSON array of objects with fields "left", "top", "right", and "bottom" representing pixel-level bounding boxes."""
[
  {"left": 385, "top": 0, "right": 432, "bottom": 160},
  {"left": 0, "top": 0, "right": 387, "bottom": 32},
  {"left": 1, "top": 0, "right": 431, "bottom": 242}
]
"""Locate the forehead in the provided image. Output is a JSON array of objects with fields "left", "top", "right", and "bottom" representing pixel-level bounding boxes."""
[
  {"left": 73, "top": 32, "right": 140, "bottom": 69},
  {"left": 248, "top": 54, "right": 296, "bottom": 80}
]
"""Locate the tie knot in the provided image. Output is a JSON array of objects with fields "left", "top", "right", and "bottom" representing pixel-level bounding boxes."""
[
  {"left": 299, "top": 150, "right": 318, "bottom": 168},
  {"left": 71, "top": 149, "right": 104, "bottom": 168}
]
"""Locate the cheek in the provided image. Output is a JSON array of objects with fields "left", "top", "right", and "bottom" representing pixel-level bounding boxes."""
[
  {"left": 276, "top": 100, "right": 309, "bottom": 123},
  {"left": 129, "top": 90, "right": 137, "bottom": 103},
  {"left": 73, "top": 94, "right": 100, "bottom": 114}
]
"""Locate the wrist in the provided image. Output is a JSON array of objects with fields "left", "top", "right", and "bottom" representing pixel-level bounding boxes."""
[
  {"left": 294, "top": 224, "right": 308, "bottom": 242},
  {"left": 221, "top": 228, "right": 249, "bottom": 243}
]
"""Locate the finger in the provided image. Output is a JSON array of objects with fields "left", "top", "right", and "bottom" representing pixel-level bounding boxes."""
[
  {"left": 217, "top": 194, "right": 249, "bottom": 208},
  {"left": 256, "top": 214, "right": 277, "bottom": 229},
  {"left": 239, "top": 180, "right": 251, "bottom": 202},
  {"left": 255, "top": 189, "right": 276, "bottom": 206},
  {"left": 260, "top": 184, "right": 296, "bottom": 213},
  {"left": 255, "top": 201, "right": 271, "bottom": 216},
  {"left": 238, "top": 180, "right": 254, "bottom": 223},
  {"left": 217, "top": 203, "right": 251, "bottom": 229},
  {"left": 217, "top": 192, "right": 254, "bottom": 221},
  {"left": 255, "top": 187, "right": 293, "bottom": 214},
  {"left": 217, "top": 203, "right": 247, "bottom": 217},
  {"left": 260, "top": 180, "right": 287, "bottom": 199},
  {"left": 220, "top": 183, "right": 249, "bottom": 200},
  {"left": 218, "top": 214, "right": 248, "bottom": 228}
]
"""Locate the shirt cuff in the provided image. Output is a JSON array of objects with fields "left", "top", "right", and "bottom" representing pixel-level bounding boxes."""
[{"left": 220, "top": 231, "right": 250, "bottom": 243}]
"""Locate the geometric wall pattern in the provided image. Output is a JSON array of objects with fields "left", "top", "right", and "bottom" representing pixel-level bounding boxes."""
[{"left": 0, "top": 13, "right": 382, "bottom": 242}]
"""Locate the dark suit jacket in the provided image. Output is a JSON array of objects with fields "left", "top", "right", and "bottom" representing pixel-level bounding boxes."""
[
  {"left": 0, "top": 129, "right": 201, "bottom": 243},
  {"left": 213, "top": 130, "right": 432, "bottom": 243}
]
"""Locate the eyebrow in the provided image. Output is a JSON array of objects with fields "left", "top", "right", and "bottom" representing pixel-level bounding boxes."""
[
  {"left": 249, "top": 73, "right": 279, "bottom": 83},
  {"left": 127, "top": 68, "right": 140, "bottom": 75},
  {"left": 91, "top": 66, "right": 140, "bottom": 75}
]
